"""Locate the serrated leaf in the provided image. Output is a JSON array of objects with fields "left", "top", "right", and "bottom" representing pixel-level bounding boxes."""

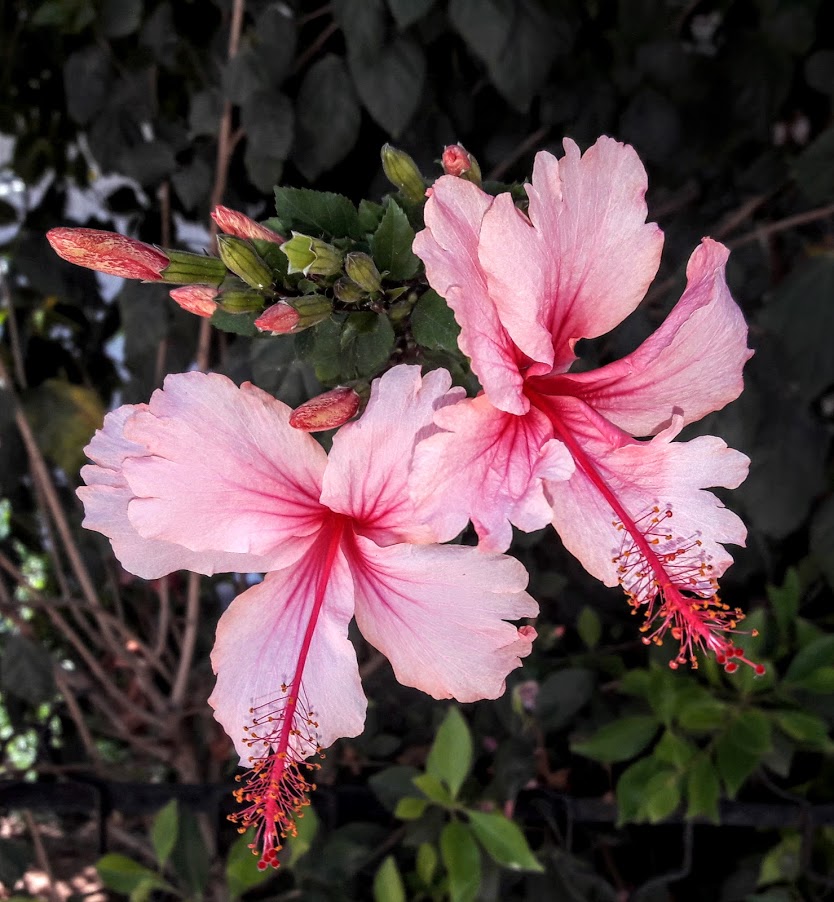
[
  {"left": 440, "top": 821, "right": 481, "bottom": 902},
  {"left": 411, "top": 290, "right": 461, "bottom": 352},
  {"left": 371, "top": 199, "right": 419, "bottom": 281},
  {"left": 426, "top": 707, "right": 473, "bottom": 799},
  {"left": 0, "top": 635, "right": 55, "bottom": 704},
  {"left": 274, "top": 187, "right": 360, "bottom": 239},
  {"left": 358, "top": 199, "right": 386, "bottom": 233},
  {"left": 715, "top": 711, "right": 771, "bottom": 798},
  {"left": 686, "top": 755, "right": 720, "bottom": 822},
  {"left": 467, "top": 810, "right": 543, "bottom": 872},
  {"left": 348, "top": 37, "right": 426, "bottom": 136},
  {"left": 571, "top": 715, "right": 658, "bottom": 764},
  {"left": 373, "top": 855, "right": 406, "bottom": 902},
  {"left": 784, "top": 634, "right": 834, "bottom": 685},
  {"left": 150, "top": 800, "right": 178, "bottom": 868},
  {"left": 616, "top": 756, "right": 660, "bottom": 824},
  {"left": 339, "top": 312, "right": 395, "bottom": 379},
  {"left": 294, "top": 55, "right": 361, "bottom": 181}
]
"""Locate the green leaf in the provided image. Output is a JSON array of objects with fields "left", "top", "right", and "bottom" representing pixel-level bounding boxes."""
[
  {"left": 150, "top": 800, "right": 178, "bottom": 867},
  {"left": 387, "top": 0, "right": 434, "bottom": 27},
  {"left": 358, "top": 199, "right": 386, "bottom": 233},
  {"left": 767, "top": 567, "right": 801, "bottom": 644},
  {"left": 170, "top": 809, "right": 209, "bottom": 896},
  {"left": 394, "top": 796, "right": 429, "bottom": 819},
  {"left": 339, "top": 312, "right": 395, "bottom": 379},
  {"left": 715, "top": 710, "right": 771, "bottom": 798},
  {"left": 535, "top": 668, "right": 595, "bottom": 732},
  {"left": 413, "top": 772, "right": 454, "bottom": 807},
  {"left": 426, "top": 707, "right": 473, "bottom": 799},
  {"left": 758, "top": 832, "right": 801, "bottom": 887},
  {"left": 576, "top": 606, "right": 601, "bottom": 649},
  {"left": 0, "top": 635, "right": 55, "bottom": 705},
  {"left": 210, "top": 307, "right": 260, "bottom": 336},
  {"left": 274, "top": 187, "right": 360, "bottom": 239},
  {"left": 784, "top": 634, "right": 834, "bottom": 685},
  {"left": 654, "top": 730, "right": 696, "bottom": 769},
  {"left": 296, "top": 318, "right": 343, "bottom": 383},
  {"left": 294, "top": 55, "right": 361, "bottom": 181},
  {"left": 772, "top": 710, "right": 831, "bottom": 747},
  {"left": 616, "top": 757, "right": 662, "bottom": 824},
  {"left": 440, "top": 821, "right": 481, "bottom": 902},
  {"left": 284, "top": 804, "right": 318, "bottom": 868},
  {"left": 100, "top": 0, "right": 142, "bottom": 36},
  {"left": 96, "top": 854, "right": 166, "bottom": 895},
  {"left": 792, "top": 126, "right": 834, "bottom": 203},
  {"left": 225, "top": 829, "right": 273, "bottom": 900},
  {"left": 642, "top": 769, "right": 682, "bottom": 823},
  {"left": 416, "top": 842, "right": 438, "bottom": 886},
  {"left": 348, "top": 37, "right": 426, "bottom": 136},
  {"left": 677, "top": 697, "right": 729, "bottom": 733},
  {"left": 0, "top": 839, "right": 32, "bottom": 888},
  {"left": 411, "top": 290, "right": 461, "bottom": 353},
  {"left": 571, "top": 715, "right": 658, "bottom": 764},
  {"left": 806, "top": 50, "right": 834, "bottom": 95},
  {"left": 467, "top": 810, "right": 544, "bottom": 872},
  {"left": 371, "top": 198, "right": 419, "bottom": 281},
  {"left": 369, "top": 764, "right": 422, "bottom": 811},
  {"left": 686, "top": 755, "right": 721, "bottom": 822},
  {"left": 373, "top": 855, "right": 406, "bottom": 902}
]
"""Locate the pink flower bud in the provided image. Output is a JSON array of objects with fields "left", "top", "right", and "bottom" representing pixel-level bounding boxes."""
[
  {"left": 254, "top": 302, "right": 300, "bottom": 334},
  {"left": 211, "top": 206, "right": 284, "bottom": 244},
  {"left": 169, "top": 285, "right": 218, "bottom": 318},
  {"left": 289, "top": 387, "right": 361, "bottom": 432},
  {"left": 441, "top": 144, "right": 482, "bottom": 184},
  {"left": 47, "top": 228, "right": 169, "bottom": 281}
]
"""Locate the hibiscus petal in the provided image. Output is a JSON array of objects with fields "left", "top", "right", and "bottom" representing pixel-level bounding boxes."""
[
  {"left": 414, "top": 178, "right": 529, "bottom": 414},
  {"left": 349, "top": 535, "right": 537, "bottom": 702},
  {"left": 208, "top": 538, "right": 365, "bottom": 763},
  {"left": 121, "top": 372, "right": 327, "bottom": 562},
  {"left": 541, "top": 239, "right": 752, "bottom": 435},
  {"left": 320, "top": 365, "right": 463, "bottom": 545},
  {"left": 410, "top": 395, "right": 574, "bottom": 552},
  {"left": 479, "top": 137, "right": 663, "bottom": 374},
  {"left": 78, "top": 405, "right": 276, "bottom": 579},
  {"left": 544, "top": 396, "right": 749, "bottom": 590}
]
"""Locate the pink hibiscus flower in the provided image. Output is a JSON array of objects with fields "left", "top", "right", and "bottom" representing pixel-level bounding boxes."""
[
  {"left": 412, "top": 136, "right": 757, "bottom": 673},
  {"left": 77, "top": 365, "right": 536, "bottom": 867}
]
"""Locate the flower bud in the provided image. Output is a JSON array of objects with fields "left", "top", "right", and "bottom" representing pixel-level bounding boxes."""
[
  {"left": 169, "top": 285, "right": 218, "bottom": 318},
  {"left": 281, "top": 233, "right": 343, "bottom": 277},
  {"left": 211, "top": 205, "right": 284, "bottom": 244},
  {"left": 217, "top": 288, "right": 266, "bottom": 314},
  {"left": 47, "top": 228, "right": 169, "bottom": 281},
  {"left": 441, "top": 143, "right": 482, "bottom": 185},
  {"left": 255, "top": 302, "right": 300, "bottom": 334},
  {"left": 380, "top": 144, "right": 425, "bottom": 203},
  {"left": 344, "top": 253, "right": 382, "bottom": 294},
  {"left": 289, "top": 386, "right": 361, "bottom": 432},
  {"left": 161, "top": 249, "right": 228, "bottom": 286},
  {"left": 333, "top": 278, "right": 365, "bottom": 305},
  {"left": 216, "top": 235, "right": 274, "bottom": 289}
]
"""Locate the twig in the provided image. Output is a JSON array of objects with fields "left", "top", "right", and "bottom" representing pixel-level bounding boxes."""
[
  {"left": 22, "top": 810, "right": 60, "bottom": 902},
  {"left": 728, "top": 201, "right": 834, "bottom": 249},
  {"left": 292, "top": 20, "right": 338, "bottom": 75},
  {"left": 170, "top": 572, "right": 201, "bottom": 707},
  {"left": 1, "top": 268, "right": 26, "bottom": 388},
  {"left": 487, "top": 126, "right": 551, "bottom": 182},
  {"left": 53, "top": 666, "right": 103, "bottom": 767},
  {"left": 297, "top": 3, "right": 332, "bottom": 27},
  {"left": 155, "top": 576, "right": 171, "bottom": 659}
]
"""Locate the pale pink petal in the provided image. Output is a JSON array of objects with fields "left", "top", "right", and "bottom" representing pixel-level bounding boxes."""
[
  {"left": 209, "top": 536, "right": 365, "bottom": 763},
  {"left": 414, "top": 178, "right": 529, "bottom": 415},
  {"left": 538, "top": 239, "right": 752, "bottom": 435},
  {"left": 321, "top": 366, "right": 463, "bottom": 545},
  {"left": 120, "top": 372, "right": 327, "bottom": 564},
  {"left": 78, "top": 406, "right": 276, "bottom": 579},
  {"left": 478, "top": 138, "right": 663, "bottom": 374},
  {"left": 348, "top": 535, "right": 537, "bottom": 702},
  {"left": 410, "top": 395, "right": 574, "bottom": 552},
  {"left": 543, "top": 396, "right": 749, "bottom": 591}
]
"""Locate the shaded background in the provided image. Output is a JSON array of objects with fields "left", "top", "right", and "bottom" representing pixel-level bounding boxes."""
[{"left": 1, "top": 0, "right": 834, "bottom": 899}]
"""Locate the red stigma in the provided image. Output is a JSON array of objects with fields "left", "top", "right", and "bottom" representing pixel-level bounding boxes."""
[{"left": 229, "top": 685, "right": 323, "bottom": 869}]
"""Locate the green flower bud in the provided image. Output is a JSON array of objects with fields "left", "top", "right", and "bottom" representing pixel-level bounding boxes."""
[
  {"left": 160, "top": 249, "right": 227, "bottom": 286},
  {"left": 345, "top": 252, "right": 382, "bottom": 294},
  {"left": 333, "top": 278, "right": 365, "bottom": 304},
  {"left": 380, "top": 144, "right": 425, "bottom": 203},
  {"left": 216, "top": 235, "right": 273, "bottom": 289},
  {"left": 281, "top": 233, "right": 343, "bottom": 277},
  {"left": 217, "top": 288, "right": 266, "bottom": 313}
]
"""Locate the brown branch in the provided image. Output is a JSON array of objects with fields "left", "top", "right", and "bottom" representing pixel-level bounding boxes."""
[
  {"left": 53, "top": 667, "right": 102, "bottom": 767},
  {"left": 728, "top": 201, "right": 834, "bottom": 249},
  {"left": 292, "top": 20, "right": 338, "bottom": 75},
  {"left": 1, "top": 268, "right": 26, "bottom": 388},
  {"left": 170, "top": 572, "right": 201, "bottom": 707},
  {"left": 23, "top": 811, "right": 60, "bottom": 902},
  {"left": 487, "top": 126, "right": 551, "bottom": 182}
]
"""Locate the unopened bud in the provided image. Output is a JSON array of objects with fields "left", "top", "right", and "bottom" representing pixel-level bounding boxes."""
[
  {"left": 333, "top": 278, "right": 365, "bottom": 304},
  {"left": 442, "top": 143, "right": 482, "bottom": 185},
  {"left": 281, "top": 233, "right": 343, "bottom": 277},
  {"left": 289, "top": 386, "right": 360, "bottom": 432},
  {"left": 255, "top": 302, "right": 300, "bottom": 334},
  {"left": 380, "top": 144, "right": 425, "bottom": 203},
  {"left": 345, "top": 253, "right": 382, "bottom": 294},
  {"left": 161, "top": 249, "right": 227, "bottom": 286},
  {"left": 216, "top": 235, "right": 274, "bottom": 289},
  {"left": 169, "top": 285, "right": 217, "bottom": 318},
  {"left": 47, "top": 228, "right": 169, "bottom": 281},
  {"left": 217, "top": 288, "right": 266, "bottom": 314},
  {"left": 211, "top": 205, "right": 284, "bottom": 244}
]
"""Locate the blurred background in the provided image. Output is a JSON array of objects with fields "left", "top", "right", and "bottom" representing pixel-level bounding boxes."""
[{"left": 1, "top": 0, "right": 834, "bottom": 899}]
